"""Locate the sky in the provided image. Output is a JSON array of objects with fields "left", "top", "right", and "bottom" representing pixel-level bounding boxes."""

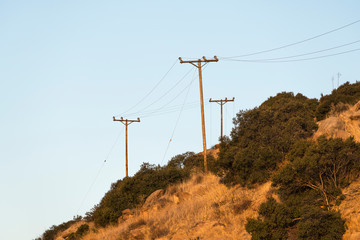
[{"left": 0, "top": 1, "right": 359, "bottom": 239}]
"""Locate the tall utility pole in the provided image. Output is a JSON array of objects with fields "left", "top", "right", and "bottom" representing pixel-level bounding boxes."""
[
  {"left": 209, "top": 97, "right": 235, "bottom": 140},
  {"left": 113, "top": 116, "right": 140, "bottom": 177},
  {"left": 179, "top": 56, "right": 219, "bottom": 173}
]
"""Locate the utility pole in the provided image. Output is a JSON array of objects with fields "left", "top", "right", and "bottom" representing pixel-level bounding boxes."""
[
  {"left": 209, "top": 97, "right": 235, "bottom": 140},
  {"left": 113, "top": 116, "right": 140, "bottom": 177},
  {"left": 179, "top": 56, "right": 219, "bottom": 173},
  {"left": 337, "top": 72, "right": 341, "bottom": 88}
]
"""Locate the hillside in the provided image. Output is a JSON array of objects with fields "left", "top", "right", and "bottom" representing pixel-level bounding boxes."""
[
  {"left": 60, "top": 174, "right": 274, "bottom": 240},
  {"left": 314, "top": 101, "right": 360, "bottom": 141},
  {"left": 38, "top": 82, "right": 360, "bottom": 240},
  {"left": 337, "top": 178, "right": 360, "bottom": 240}
]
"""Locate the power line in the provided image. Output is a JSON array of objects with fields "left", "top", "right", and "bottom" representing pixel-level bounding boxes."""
[
  {"left": 225, "top": 39, "right": 360, "bottom": 61},
  {"left": 224, "top": 48, "right": 360, "bottom": 63},
  {"left": 117, "top": 59, "right": 178, "bottom": 116},
  {"left": 125, "top": 69, "right": 197, "bottom": 118},
  {"left": 161, "top": 68, "right": 198, "bottom": 165},
  {"left": 221, "top": 19, "right": 360, "bottom": 59},
  {"left": 76, "top": 128, "right": 124, "bottom": 215},
  {"left": 116, "top": 68, "right": 194, "bottom": 118},
  {"left": 125, "top": 101, "right": 198, "bottom": 118}
]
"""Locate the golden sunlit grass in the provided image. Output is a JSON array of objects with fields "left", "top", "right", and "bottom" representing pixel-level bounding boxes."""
[
  {"left": 77, "top": 173, "right": 273, "bottom": 240},
  {"left": 336, "top": 178, "right": 360, "bottom": 240}
]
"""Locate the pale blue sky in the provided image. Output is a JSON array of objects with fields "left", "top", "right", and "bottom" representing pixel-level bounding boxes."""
[{"left": 1, "top": 1, "right": 359, "bottom": 239}]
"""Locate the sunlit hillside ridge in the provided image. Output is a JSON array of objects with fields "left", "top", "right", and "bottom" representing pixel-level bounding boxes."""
[{"left": 37, "top": 82, "right": 360, "bottom": 240}]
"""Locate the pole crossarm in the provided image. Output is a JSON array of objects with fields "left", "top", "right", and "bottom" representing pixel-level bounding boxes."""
[
  {"left": 178, "top": 56, "right": 219, "bottom": 173},
  {"left": 209, "top": 97, "right": 235, "bottom": 105},
  {"left": 113, "top": 116, "right": 140, "bottom": 177},
  {"left": 113, "top": 116, "right": 141, "bottom": 125},
  {"left": 179, "top": 56, "right": 219, "bottom": 68}
]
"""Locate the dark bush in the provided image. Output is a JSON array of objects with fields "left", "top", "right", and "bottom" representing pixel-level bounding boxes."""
[
  {"left": 297, "top": 207, "right": 345, "bottom": 240},
  {"left": 90, "top": 162, "right": 190, "bottom": 227},
  {"left": 245, "top": 198, "right": 294, "bottom": 240},
  {"left": 316, "top": 81, "right": 360, "bottom": 120},
  {"left": 41, "top": 216, "right": 82, "bottom": 240},
  {"left": 218, "top": 92, "right": 318, "bottom": 186},
  {"left": 273, "top": 137, "right": 360, "bottom": 207},
  {"left": 76, "top": 224, "right": 90, "bottom": 237}
]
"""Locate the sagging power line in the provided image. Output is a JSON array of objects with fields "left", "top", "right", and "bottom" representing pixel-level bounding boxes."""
[
  {"left": 113, "top": 117, "right": 140, "bottom": 177},
  {"left": 179, "top": 56, "right": 219, "bottom": 173},
  {"left": 222, "top": 19, "right": 360, "bottom": 59}
]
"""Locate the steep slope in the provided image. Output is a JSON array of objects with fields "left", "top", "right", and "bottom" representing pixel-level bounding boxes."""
[
  {"left": 76, "top": 174, "right": 274, "bottom": 240},
  {"left": 336, "top": 179, "right": 360, "bottom": 240},
  {"left": 313, "top": 101, "right": 360, "bottom": 141}
]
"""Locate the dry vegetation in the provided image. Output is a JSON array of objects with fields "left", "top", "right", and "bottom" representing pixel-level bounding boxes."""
[
  {"left": 314, "top": 101, "right": 360, "bottom": 141},
  {"left": 336, "top": 178, "right": 360, "bottom": 240},
  {"left": 73, "top": 173, "right": 274, "bottom": 240}
]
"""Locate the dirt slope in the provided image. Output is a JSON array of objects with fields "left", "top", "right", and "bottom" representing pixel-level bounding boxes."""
[
  {"left": 335, "top": 179, "right": 360, "bottom": 240},
  {"left": 61, "top": 174, "right": 274, "bottom": 240},
  {"left": 314, "top": 101, "right": 360, "bottom": 141}
]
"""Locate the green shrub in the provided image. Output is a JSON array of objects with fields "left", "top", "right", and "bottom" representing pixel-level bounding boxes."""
[
  {"left": 245, "top": 198, "right": 345, "bottom": 240},
  {"left": 316, "top": 81, "right": 360, "bottom": 120},
  {"left": 218, "top": 92, "right": 318, "bottom": 186},
  {"left": 76, "top": 224, "right": 90, "bottom": 237},
  {"left": 89, "top": 162, "right": 190, "bottom": 227},
  {"left": 41, "top": 216, "right": 82, "bottom": 240},
  {"left": 245, "top": 198, "right": 294, "bottom": 240},
  {"left": 273, "top": 137, "right": 360, "bottom": 207},
  {"left": 298, "top": 207, "right": 345, "bottom": 240}
]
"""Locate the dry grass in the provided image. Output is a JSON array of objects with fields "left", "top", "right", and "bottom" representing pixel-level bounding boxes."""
[
  {"left": 77, "top": 173, "right": 273, "bottom": 240},
  {"left": 55, "top": 221, "right": 94, "bottom": 240},
  {"left": 335, "top": 178, "right": 360, "bottom": 240},
  {"left": 314, "top": 100, "right": 360, "bottom": 142}
]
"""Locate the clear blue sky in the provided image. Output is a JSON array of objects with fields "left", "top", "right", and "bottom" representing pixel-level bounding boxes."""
[{"left": 0, "top": 1, "right": 359, "bottom": 239}]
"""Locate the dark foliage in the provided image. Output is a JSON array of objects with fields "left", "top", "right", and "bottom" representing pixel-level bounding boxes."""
[
  {"left": 297, "top": 207, "right": 345, "bottom": 240},
  {"left": 246, "top": 198, "right": 345, "bottom": 240},
  {"left": 316, "top": 81, "right": 360, "bottom": 120},
  {"left": 89, "top": 162, "right": 190, "bottom": 227},
  {"left": 218, "top": 92, "right": 318, "bottom": 186},
  {"left": 246, "top": 198, "right": 294, "bottom": 240},
  {"left": 41, "top": 216, "right": 82, "bottom": 240},
  {"left": 273, "top": 136, "right": 360, "bottom": 208},
  {"left": 168, "top": 151, "right": 219, "bottom": 173}
]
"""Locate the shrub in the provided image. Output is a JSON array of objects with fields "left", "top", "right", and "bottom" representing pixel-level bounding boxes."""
[
  {"left": 233, "top": 199, "right": 252, "bottom": 214},
  {"left": 245, "top": 198, "right": 345, "bottom": 240},
  {"left": 218, "top": 92, "right": 318, "bottom": 186},
  {"left": 297, "top": 207, "right": 345, "bottom": 240},
  {"left": 316, "top": 81, "right": 360, "bottom": 120},
  {"left": 273, "top": 137, "right": 360, "bottom": 207},
  {"left": 41, "top": 216, "right": 82, "bottom": 240},
  {"left": 245, "top": 198, "right": 294, "bottom": 240},
  {"left": 76, "top": 224, "right": 90, "bottom": 237},
  {"left": 90, "top": 162, "right": 190, "bottom": 227}
]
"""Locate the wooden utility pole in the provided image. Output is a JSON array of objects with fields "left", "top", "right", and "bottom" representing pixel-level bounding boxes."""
[
  {"left": 209, "top": 97, "right": 235, "bottom": 140},
  {"left": 179, "top": 56, "right": 219, "bottom": 173},
  {"left": 113, "top": 116, "right": 140, "bottom": 177}
]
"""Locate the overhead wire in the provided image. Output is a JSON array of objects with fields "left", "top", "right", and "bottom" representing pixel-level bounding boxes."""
[
  {"left": 161, "top": 68, "right": 198, "bottom": 165},
  {"left": 221, "top": 19, "right": 360, "bottom": 59},
  {"left": 125, "top": 101, "right": 199, "bottom": 118},
  {"left": 140, "top": 102, "right": 200, "bottom": 119},
  {"left": 134, "top": 74, "right": 199, "bottom": 119},
  {"left": 224, "top": 39, "right": 360, "bottom": 62},
  {"left": 116, "top": 58, "right": 178, "bottom": 116},
  {"left": 117, "top": 67, "right": 194, "bottom": 118},
  {"left": 223, "top": 48, "right": 360, "bottom": 63},
  {"left": 76, "top": 128, "right": 124, "bottom": 215}
]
